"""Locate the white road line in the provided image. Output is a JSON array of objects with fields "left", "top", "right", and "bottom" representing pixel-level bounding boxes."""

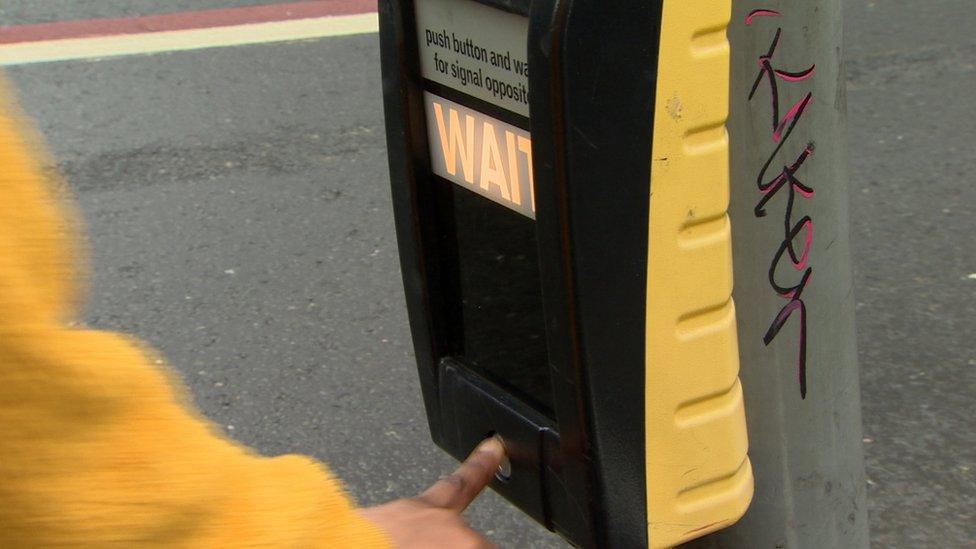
[{"left": 0, "top": 13, "right": 379, "bottom": 66}]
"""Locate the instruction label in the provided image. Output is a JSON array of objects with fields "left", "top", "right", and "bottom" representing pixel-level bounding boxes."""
[{"left": 415, "top": 0, "right": 530, "bottom": 117}]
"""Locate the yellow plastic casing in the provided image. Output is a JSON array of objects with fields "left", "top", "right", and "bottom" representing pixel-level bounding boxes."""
[{"left": 644, "top": 1, "right": 753, "bottom": 547}]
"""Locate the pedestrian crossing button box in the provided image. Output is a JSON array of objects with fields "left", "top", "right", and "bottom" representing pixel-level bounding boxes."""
[{"left": 380, "top": 1, "right": 753, "bottom": 546}]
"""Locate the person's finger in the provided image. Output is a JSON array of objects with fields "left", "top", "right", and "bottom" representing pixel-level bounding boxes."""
[{"left": 418, "top": 437, "right": 505, "bottom": 512}]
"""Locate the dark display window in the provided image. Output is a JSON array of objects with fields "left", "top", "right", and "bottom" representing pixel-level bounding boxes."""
[{"left": 433, "top": 179, "right": 554, "bottom": 416}]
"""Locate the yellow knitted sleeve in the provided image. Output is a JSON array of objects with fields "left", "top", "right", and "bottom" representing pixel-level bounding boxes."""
[{"left": 0, "top": 76, "right": 391, "bottom": 548}]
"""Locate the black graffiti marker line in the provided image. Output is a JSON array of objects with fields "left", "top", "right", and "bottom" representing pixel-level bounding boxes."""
[
  {"left": 756, "top": 144, "right": 816, "bottom": 266},
  {"left": 762, "top": 298, "right": 808, "bottom": 397},
  {"left": 754, "top": 93, "right": 813, "bottom": 195},
  {"left": 748, "top": 27, "right": 817, "bottom": 138},
  {"left": 746, "top": 7, "right": 818, "bottom": 399}
]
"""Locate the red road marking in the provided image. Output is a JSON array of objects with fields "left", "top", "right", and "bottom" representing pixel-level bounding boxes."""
[{"left": 0, "top": 0, "right": 377, "bottom": 45}]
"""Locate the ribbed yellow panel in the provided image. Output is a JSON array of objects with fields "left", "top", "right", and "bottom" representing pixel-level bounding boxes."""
[{"left": 645, "top": 1, "right": 753, "bottom": 547}]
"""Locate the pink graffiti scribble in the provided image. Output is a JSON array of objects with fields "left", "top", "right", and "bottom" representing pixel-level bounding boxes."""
[
  {"left": 757, "top": 145, "right": 815, "bottom": 199},
  {"left": 791, "top": 219, "right": 814, "bottom": 271},
  {"left": 775, "top": 66, "right": 816, "bottom": 82},
  {"left": 763, "top": 298, "right": 808, "bottom": 396},
  {"left": 748, "top": 8, "right": 818, "bottom": 399},
  {"left": 749, "top": 26, "right": 816, "bottom": 140},
  {"left": 773, "top": 94, "right": 813, "bottom": 142},
  {"left": 756, "top": 58, "right": 816, "bottom": 82},
  {"left": 745, "top": 8, "right": 780, "bottom": 25},
  {"left": 760, "top": 167, "right": 816, "bottom": 198}
]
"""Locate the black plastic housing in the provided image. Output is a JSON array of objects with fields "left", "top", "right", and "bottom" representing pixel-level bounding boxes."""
[{"left": 379, "top": 1, "right": 663, "bottom": 546}]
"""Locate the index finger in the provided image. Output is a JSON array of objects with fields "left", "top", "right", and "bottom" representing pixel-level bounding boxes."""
[{"left": 418, "top": 437, "right": 506, "bottom": 513}]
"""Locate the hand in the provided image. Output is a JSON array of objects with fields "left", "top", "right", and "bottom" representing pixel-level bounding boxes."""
[{"left": 360, "top": 437, "right": 506, "bottom": 548}]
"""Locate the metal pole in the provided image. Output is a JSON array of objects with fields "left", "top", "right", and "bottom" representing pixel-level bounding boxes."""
[{"left": 689, "top": 1, "right": 869, "bottom": 547}]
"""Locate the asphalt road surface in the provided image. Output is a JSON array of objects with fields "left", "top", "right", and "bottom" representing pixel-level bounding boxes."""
[{"left": 4, "top": 1, "right": 974, "bottom": 547}]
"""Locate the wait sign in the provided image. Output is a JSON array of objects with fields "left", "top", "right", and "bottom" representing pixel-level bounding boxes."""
[{"left": 423, "top": 92, "right": 535, "bottom": 219}]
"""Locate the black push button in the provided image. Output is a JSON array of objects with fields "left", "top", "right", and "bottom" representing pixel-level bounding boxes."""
[{"left": 437, "top": 362, "right": 554, "bottom": 525}]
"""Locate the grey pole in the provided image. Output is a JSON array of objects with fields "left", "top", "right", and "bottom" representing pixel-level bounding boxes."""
[{"left": 688, "top": 1, "right": 869, "bottom": 547}]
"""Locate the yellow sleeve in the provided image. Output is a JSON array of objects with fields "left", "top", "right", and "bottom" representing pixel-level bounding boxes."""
[{"left": 0, "top": 76, "right": 391, "bottom": 548}]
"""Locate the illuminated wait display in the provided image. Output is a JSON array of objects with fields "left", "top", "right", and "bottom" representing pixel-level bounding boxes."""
[{"left": 423, "top": 92, "right": 535, "bottom": 219}]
